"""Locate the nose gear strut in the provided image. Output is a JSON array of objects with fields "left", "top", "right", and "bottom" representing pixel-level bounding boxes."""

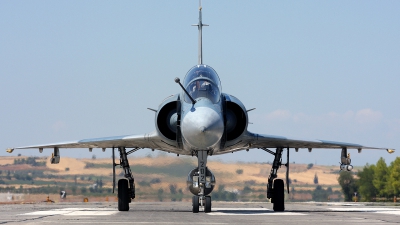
[{"left": 192, "top": 150, "right": 212, "bottom": 213}]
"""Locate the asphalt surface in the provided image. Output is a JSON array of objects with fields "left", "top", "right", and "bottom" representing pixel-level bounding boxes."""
[{"left": 1, "top": 201, "right": 400, "bottom": 224}]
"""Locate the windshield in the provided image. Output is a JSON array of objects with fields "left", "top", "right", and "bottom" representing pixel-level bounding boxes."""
[
  {"left": 183, "top": 65, "right": 221, "bottom": 103},
  {"left": 186, "top": 79, "right": 220, "bottom": 103}
]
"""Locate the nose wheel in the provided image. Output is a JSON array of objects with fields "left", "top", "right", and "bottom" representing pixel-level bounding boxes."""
[
  {"left": 205, "top": 196, "right": 212, "bottom": 213},
  {"left": 192, "top": 195, "right": 212, "bottom": 213},
  {"left": 192, "top": 196, "right": 199, "bottom": 213}
]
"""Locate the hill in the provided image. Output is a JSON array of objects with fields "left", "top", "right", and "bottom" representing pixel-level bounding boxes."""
[{"left": 0, "top": 155, "right": 346, "bottom": 202}]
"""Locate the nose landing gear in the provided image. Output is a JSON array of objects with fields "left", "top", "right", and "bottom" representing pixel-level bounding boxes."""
[
  {"left": 190, "top": 150, "right": 214, "bottom": 213},
  {"left": 192, "top": 195, "right": 212, "bottom": 213}
]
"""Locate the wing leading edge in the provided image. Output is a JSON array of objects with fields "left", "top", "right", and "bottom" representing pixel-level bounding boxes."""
[
  {"left": 6, "top": 131, "right": 161, "bottom": 153},
  {"left": 246, "top": 131, "right": 394, "bottom": 152}
]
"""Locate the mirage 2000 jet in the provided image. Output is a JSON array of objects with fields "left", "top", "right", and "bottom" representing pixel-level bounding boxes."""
[{"left": 6, "top": 3, "right": 394, "bottom": 213}]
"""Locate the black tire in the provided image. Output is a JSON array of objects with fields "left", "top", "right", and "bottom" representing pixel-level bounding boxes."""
[
  {"left": 192, "top": 196, "right": 199, "bottom": 213},
  {"left": 118, "top": 179, "right": 130, "bottom": 211},
  {"left": 205, "top": 196, "right": 212, "bottom": 213},
  {"left": 273, "top": 179, "right": 285, "bottom": 212}
]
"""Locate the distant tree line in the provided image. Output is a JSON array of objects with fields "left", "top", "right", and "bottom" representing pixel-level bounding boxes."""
[
  {"left": 289, "top": 186, "right": 342, "bottom": 202},
  {"left": 213, "top": 185, "right": 238, "bottom": 201},
  {"left": 14, "top": 157, "right": 46, "bottom": 167},
  {"left": 338, "top": 157, "right": 400, "bottom": 201}
]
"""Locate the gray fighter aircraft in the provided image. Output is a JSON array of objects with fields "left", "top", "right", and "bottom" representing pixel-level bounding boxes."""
[{"left": 6, "top": 2, "right": 395, "bottom": 213}]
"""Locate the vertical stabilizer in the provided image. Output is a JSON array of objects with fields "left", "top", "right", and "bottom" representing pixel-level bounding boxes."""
[{"left": 192, "top": 0, "right": 208, "bottom": 65}]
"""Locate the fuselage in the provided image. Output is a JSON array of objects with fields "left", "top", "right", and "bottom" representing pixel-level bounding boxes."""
[
  {"left": 154, "top": 64, "right": 250, "bottom": 155},
  {"left": 180, "top": 65, "right": 224, "bottom": 151}
]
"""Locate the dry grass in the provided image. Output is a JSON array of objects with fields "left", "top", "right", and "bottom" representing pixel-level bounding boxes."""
[
  {"left": 0, "top": 157, "right": 15, "bottom": 165},
  {"left": 1, "top": 156, "right": 342, "bottom": 188}
]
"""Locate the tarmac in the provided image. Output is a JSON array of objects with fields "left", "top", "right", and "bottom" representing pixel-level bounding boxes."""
[{"left": 1, "top": 201, "right": 400, "bottom": 224}]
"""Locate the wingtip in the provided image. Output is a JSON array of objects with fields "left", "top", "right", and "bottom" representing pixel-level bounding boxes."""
[
  {"left": 6, "top": 148, "right": 14, "bottom": 153},
  {"left": 387, "top": 149, "right": 395, "bottom": 154}
]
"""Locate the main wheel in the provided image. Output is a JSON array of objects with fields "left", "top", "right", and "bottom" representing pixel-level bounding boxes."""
[
  {"left": 192, "top": 196, "right": 199, "bottom": 213},
  {"left": 118, "top": 179, "right": 130, "bottom": 211},
  {"left": 205, "top": 196, "right": 212, "bottom": 213},
  {"left": 273, "top": 179, "right": 285, "bottom": 212}
]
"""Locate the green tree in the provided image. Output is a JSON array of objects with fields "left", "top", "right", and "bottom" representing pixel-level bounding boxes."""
[
  {"left": 157, "top": 188, "right": 164, "bottom": 202},
  {"left": 373, "top": 157, "right": 389, "bottom": 197},
  {"left": 6, "top": 171, "right": 11, "bottom": 180},
  {"left": 338, "top": 171, "right": 357, "bottom": 201},
  {"left": 313, "top": 173, "right": 319, "bottom": 184},
  {"left": 169, "top": 184, "right": 177, "bottom": 201},
  {"left": 71, "top": 186, "right": 77, "bottom": 195},
  {"left": 357, "top": 164, "right": 377, "bottom": 201},
  {"left": 387, "top": 157, "right": 400, "bottom": 196},
  {"left": 312, "top": 185, "right": 329, "bottom": 201},
  {"left": 99, "top": 178, "right": 103, "bottom": 189},
  {"left": 169, "top": 184, "right": 177, "bottom": 194}
]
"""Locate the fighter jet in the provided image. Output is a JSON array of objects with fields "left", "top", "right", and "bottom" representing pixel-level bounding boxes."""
[{"left": 6, "top": 2, "right": 395, "bottom": 213}]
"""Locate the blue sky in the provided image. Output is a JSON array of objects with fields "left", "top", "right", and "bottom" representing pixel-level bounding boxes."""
[{"left": 1, "top": 1, "right": 399, "bottom": 166}]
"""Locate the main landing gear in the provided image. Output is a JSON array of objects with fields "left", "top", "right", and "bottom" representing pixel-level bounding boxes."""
[
  {"left": 113, "top": 147, "right": 137, "bottom": 211},
  {"left": 262, "top": 147, "right": 289, "bottom": 212},
  {"left": 188, "top": 150, "right": 215, "bottom": 213}
]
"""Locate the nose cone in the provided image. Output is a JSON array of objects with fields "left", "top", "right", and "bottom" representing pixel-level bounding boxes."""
[{"left": 181, "top": 107, "right": 224, "bottom": 149}]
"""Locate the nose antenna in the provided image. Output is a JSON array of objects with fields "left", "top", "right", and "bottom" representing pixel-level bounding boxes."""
[
  {"left": 175, "top": 77, "right": 196, "bottom": 105},
  {"left": 192, "top": 0, "right": 208, "bottom": 65}
]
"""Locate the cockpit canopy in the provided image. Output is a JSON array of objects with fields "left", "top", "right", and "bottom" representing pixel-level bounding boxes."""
[{"left": 183, "top": 65, "right": 221, "bottom": 104}]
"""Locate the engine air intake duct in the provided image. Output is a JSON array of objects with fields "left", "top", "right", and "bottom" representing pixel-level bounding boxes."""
[
  {"left": 156, "top": 101, "right": 178, "bottom": 140},
  {"left": 225, "top": 101, "right": 247, "bottom": 141}
]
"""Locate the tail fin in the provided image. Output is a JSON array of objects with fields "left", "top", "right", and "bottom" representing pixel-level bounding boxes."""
[{"left": 192, "top": 0, "right": 208, "bottom": 65}]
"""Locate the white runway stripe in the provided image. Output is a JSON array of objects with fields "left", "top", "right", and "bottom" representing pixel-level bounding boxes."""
[
  {"left": 208, "top": 208, "right": 306, "bottom": 216},
  {"left": 20, "top": 208, "right": 117, "bottom": 216},
  {"left": 375, "top": 210, "right": 400, "bottom": 215},
  {"left": 329, "top": 207, "right": 400, "bottom": 216},
  {"left": 329, "top": 207, "right": 400, "bottom": 212}
]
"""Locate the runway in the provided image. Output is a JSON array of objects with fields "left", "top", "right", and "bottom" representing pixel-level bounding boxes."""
[{"left": 1, "top": 202, "right": 399, "bottom": 224}]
